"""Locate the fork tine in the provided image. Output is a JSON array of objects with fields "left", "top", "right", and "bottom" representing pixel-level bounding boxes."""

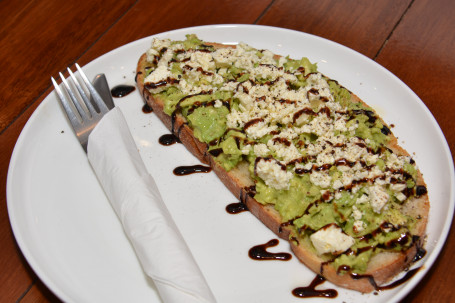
[
  {"left": 59, "top": 72, "right": 90, "bottom": 121},
  {"left": 76, "top": 63, "right": 109, "bottom": 115},
  {"left": 51, "top": 77, "right": 82, "bottom": 127},
  {"left": 67, "top": 67, "right": 97, "bottom": 117},
  {"left": 52, "top": 64, "right": 111, "bottom": 153}
]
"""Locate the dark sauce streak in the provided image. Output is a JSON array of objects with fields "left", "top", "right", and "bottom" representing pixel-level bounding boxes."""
[
  {"left": 292, "top": 275, "right": 338, "bottom": 298},
  {"left": 376, "top": 268, "right": 421, "bottom": 291},
  {"left": 208, "top": 148, "right": 223, "bottom": 157},
  {"left": 248, "top": 239, "right": 292, "bottom": 261},
  {"left": 244, "top": 118, "right": 264, "bottom": 130},
  {"left": 226, "top": 202, "right": 248, "bottom": 214},
  {"left": 349, "top": 266, "right": 422, "bottom": 291},
  {"left": 142, "top": 104, "right": 153, "bottom": 113},
  {"left": 350, "top": 273, "right": 379, "bottom": 290},
  {"left": 135, "top": 71, "right": 142, "bottom": 83},
  {"left": 111, "top": 84, "right": 135, "bottom": 98},
  {"left": 158, "top": 134, "right": 180, "bottom": 146},
  {"left": 381, "top": 125, "right": 392, "bottom": 135},
  {"left": 416, "top": 185, "right": 428, "bottom": 196},
  {"left": 413, "top": 247, "right": 427, "bottom": 262},
  {"left": 173, "top": 165, "right": 211, "bottom": 176}
]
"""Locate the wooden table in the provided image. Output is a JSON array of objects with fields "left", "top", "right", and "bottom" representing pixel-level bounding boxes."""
[{"left": 1, "top": 0, "right": 454, "bottom": 301}]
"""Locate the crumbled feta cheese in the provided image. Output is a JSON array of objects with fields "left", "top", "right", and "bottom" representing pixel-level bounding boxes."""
[
  {"left": 226, "top": 109, "right": 245, "bottom": 128},
  {"left": 277, "top": 56, "right": 287, "bottom": 67},
  {"left": 267, "top": 139, "right": 301, "bottom": 163},
  {"left": 241, "top": 144, "right": 251, "bottom": 155},
  {"left": 146, "top": 48, "right": 159, "bottom": 62},
  {"left": 369, "top": 185, "right": 389, "bottom": 213},
  {"left": 245, "top": 121, "right": 277, "bottom": 139},
  {"left": 343, "top": 142, "right": 366, "bottom": 162},
  {"left": 151, "top": 38, "right": 170, "bottom": 49},
  {"left": 351, "top": 205, "right": 363, "bottom": 220},
  {"left": 332, "top": 179, "right": 343, "bottom": 190},
  {"left": 157, "top": 49, "right": 174, "bottom": 67},
  {"left": 335, "top": 191, "right": 343, "bottom": 200},
  {"left": 310, "top": 224, "right": 355, "bottom": 255},
  {"left": 256, "top": 158, "right": 293, "bottom": 190},
  {"left": 144, "top": 65, "right": 172, "bottom": 84},
  {"left": 341, "top": 171, "right": 354, "bottom": 187},
  {"left": 235, "top": 92, "right": 254, "bottom": 110},
  {"left": 395, "top": 192, "right": 407, "bottom": 202},
  {"left": 253, "top": 144, "right": 270, "bottom": 157},
  {"left": 250, "top": 64, "right": 283, "bottom": 81},
  {"left": 310, "top": 170, "right": 332, "bottom": 188},
  {"left": 302, "top": 114, "right": 333, "bottom": 136},
  {"left": 386, "top": 153, "right": 405, "bottom": 170},
  {"left": 353, "top": 220, "right": 365, "bottom": 233},
  {"left": 390, "top": 183, "right": 407, "bottom": 192},
  {"left": 212, "top": 48, "right": 235, "bottom": 66},
  {"left": 213, "top": 100, "right": 223, "bottom": 108},
  {"left": 356, "top": 193, "right": 369, "bottom": 204},
  {"left": 334, "top": 116, "right": 348, "bottom": 132},
  {"left": 188, "top": 51, "right": 216, "bottom": 71},
  {"left": 316, "top": 150, "right": 335, "bottom": 166}
]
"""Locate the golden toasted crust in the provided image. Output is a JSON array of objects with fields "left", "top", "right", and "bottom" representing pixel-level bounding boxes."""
[{"left": 136, "top": 43, "right": 429, "bottom": 292}]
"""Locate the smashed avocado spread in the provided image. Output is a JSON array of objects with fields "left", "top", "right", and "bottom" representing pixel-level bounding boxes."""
[{"left": 143, "top": 35, "right": 425, "bottom": 274}]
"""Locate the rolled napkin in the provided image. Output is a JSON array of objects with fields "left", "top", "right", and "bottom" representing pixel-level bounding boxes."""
[{"left": 87, "top": 107, "right": 216, "bottom": 303}]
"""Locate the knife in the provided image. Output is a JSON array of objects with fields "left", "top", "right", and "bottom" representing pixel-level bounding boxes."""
[{"left": 92, "top": 73, "right": 115, "bottom": 110}]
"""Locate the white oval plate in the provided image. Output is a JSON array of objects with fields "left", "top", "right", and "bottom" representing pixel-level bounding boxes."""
[{"left": 7, "top": 24, "right": 455, "bottom": 303}]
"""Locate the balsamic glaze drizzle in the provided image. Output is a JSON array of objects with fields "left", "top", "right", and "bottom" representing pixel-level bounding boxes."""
[
  {"left": 173, "top": 165, "right": 211, "bottom": 176},
  {"left": 248, "top": 239, "right": 292, "bottom": 261},
  {"left": 376, "top": 267, "right": 420, "bottom": 291},
  {"left": 292, "top": 275, "right": 338, "bottom": 298},
  {"left": 142, "top": 103, "right": 153, "bottom": 113},
  {"left": 159, "top": 134, "right": 180, "bottom": 146},
  {"left": 226, "top": 202, "right": 248, "bottom": 214},
  {"left": 111, "top": 84, "right": 136, "bottom": 98}
]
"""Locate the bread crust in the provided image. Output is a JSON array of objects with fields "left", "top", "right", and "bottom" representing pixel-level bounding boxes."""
[{"left": 136, "top": 42, "right": 429, "bottom": 292}]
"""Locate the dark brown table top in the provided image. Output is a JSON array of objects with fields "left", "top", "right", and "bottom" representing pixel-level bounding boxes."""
[{"left": 1, "top": 0, "right": 454, "bottom": 301}]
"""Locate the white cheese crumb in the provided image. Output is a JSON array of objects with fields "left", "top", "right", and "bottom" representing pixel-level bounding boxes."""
[
  {"left": 188, "top": 51, "right": 216, "bottom": 71},
  {"left": 213, "top": 100, "right": 223, "bottom": 108},
  {"left": 144, "top": 65, "right": 172, "bottom": 84},
  {"left": 353, "top": 220, "right": 365, "bottom": 233},
  {"left": 256, "top": 158, "right": 293, "bottom": 190},
  {"left": 241, "top": 144, "right": 251, "bottom": 155},
  {"left": 335, "top": 191, "right": 343, "bottom": 200},
  {"left": 390, "top": 183, "right": 406, "bottom": 192},
  {"left": 212, "top": 48, "right": 235, "bottom": 66},
  {"left": 316, "top": 150, "right": 335, "bottom": 166},
  {"left": 351, "top": 205, "right": 363, "bottom": 220},
  {"left": 369, "top": 185, "right": 389, "bottom": 213},
  {"left": 395, "top": 192, "right": 407, "bottom": 202},
  {"left": 334, "top": 116, "right": 348, "bottom": 132},
  {"left": 253, "top": 144, "right": 270, "bottom": 157},
  {"left": 310, "top": 224, "right": 355, "bottom": 255},
  {"left": 245, "top": 121, "right": 277, "bottom": 139},
  {"left": 356, "top": 193, "right": 369, "bottom": 204},
  {"left": 226, "top": 109, "right": 244, "bottom": 128},
  {"left": 310, "top": 170, "right": 332, "bottom": 189},
  {"left": 151, "top": 38, "right": 171, "bottom": 50},
  {"left": 267, "top": 139, "right": 301, "bottom": 163},
  {"left": 332, "top": 179, "right": 343, "bottom": 190}
]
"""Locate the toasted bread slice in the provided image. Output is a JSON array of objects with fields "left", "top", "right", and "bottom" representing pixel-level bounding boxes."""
[{"left": 136, "top": 36, "right": 429, "bottom": 293}]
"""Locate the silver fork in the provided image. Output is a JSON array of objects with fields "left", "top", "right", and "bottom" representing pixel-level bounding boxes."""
[{"left": 51, "top": 63, "right": 110, "bottom": 152}]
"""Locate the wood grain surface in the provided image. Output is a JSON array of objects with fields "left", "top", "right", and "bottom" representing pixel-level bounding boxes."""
[{"left": 1, "top": 0, "right": 453, "bottom": 302}]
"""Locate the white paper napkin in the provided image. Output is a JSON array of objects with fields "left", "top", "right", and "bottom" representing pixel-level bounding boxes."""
[{"left": 87, "top": 107, "right": 216, "bottom": 303}]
